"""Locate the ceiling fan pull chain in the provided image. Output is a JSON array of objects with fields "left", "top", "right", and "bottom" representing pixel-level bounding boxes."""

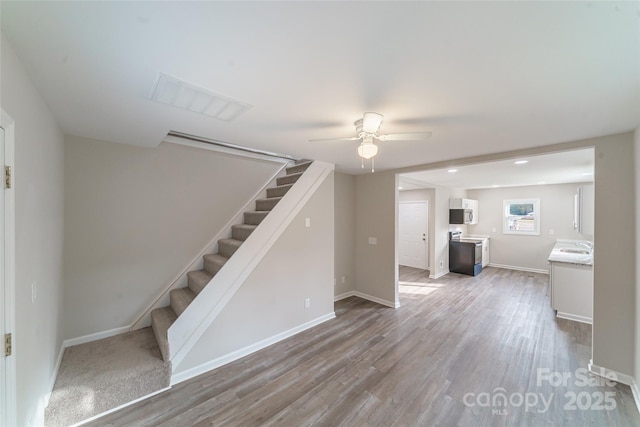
[
  {"left": 371, "top": 157, "right": 375, "bottom": 173},
  {"left": 361, "top": 157, "right": 364, "bottom": 169}
]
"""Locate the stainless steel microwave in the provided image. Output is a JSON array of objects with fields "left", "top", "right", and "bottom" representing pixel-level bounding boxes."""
[{"left": 449, "top": 209, "right": 473, "bottom": 224}]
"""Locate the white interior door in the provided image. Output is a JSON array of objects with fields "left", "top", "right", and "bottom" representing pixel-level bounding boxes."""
[
  {"left": 0, "top": 125, "right": 6, "bottom": 427},
  {"left": 399, "top": 201, "right": 428, "bottom": 269},
  {"left": 1, "top": 111, "right": 16, "bottom": 426}
]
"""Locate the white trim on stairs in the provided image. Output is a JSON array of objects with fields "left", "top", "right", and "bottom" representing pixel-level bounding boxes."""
[
  {"left": 170, "top": 312, "right": 336, "bottom": 386},
  {"left": 168, "top": 161, "right": 335, "bottom": 368},
  {"left": 130, "top": 161, "right": 289, "bottom": 330}
]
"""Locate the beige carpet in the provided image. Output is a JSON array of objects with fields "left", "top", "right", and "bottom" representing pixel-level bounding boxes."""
[{"left": 45, "top": 327, "right": 171, "bottom": 427}]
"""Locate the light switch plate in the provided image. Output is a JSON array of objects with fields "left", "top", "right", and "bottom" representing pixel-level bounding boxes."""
[
  {"left": 305, "top": 218, "right": 311, "bottom": 227},
  {"left": 368, "top": 237, "right": 377, "bottom": 245}
]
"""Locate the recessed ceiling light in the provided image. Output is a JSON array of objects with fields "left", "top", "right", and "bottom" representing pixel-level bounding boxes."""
[
  {"left": 582, "top": 172, "right": 593, "bottom": 176},
  {"left": 492, "top": 185, "right": 500, "bottom": 188},
  {"left": 514, "top": 160, "right": 528, "bottom": 165},
  {"left": 447, "top": 169, "right": 458, "bottom": 173},
  {"left": 538, "top": 181, "right": 545, "bottom": 185},
  {"left": 398, "top": 186, "right": 403, "bottom": 190}
]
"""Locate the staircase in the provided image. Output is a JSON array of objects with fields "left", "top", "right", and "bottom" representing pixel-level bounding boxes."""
[{"left": 150, "top": 160, "right": 313, "bottom": 362}]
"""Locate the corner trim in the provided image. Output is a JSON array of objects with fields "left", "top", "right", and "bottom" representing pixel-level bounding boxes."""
[
  {"left": 556, "top": 312, "right": 592, "bottom": 324},
  {"left": 588, "top": 360, "right": 635, "bottom": 386},
  {"left": 170, "top": 312, "right": 336, "bottom": 386},
  {"left": 334, "top": 291, "right": 356, "bottom": 302},
  {"left": 488, "top": 263, "right": 549, "bottom": 275},
  {"left": 63, "top": 325, "right": 131, "bottom": 348},
  {"left": 631, "top": 381, "right": 640, "bottom": 415},
  {"left": 352, "top": 291, "right": 399, "bottom": 309},
  {"left": 429, "top": 270, "right": 449, "bottom": 280}
]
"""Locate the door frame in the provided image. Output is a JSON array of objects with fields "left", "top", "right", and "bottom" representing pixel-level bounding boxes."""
[
  {"left": 398, "top": 201, "right": 429, "bottom": 269},
  {"left": 1, "top": 109, "right": 16, "bottom": 427}
]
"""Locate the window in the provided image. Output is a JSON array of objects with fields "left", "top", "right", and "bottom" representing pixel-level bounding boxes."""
[{"left": 503, "top": 198, "right": 540, "bottom": 235}]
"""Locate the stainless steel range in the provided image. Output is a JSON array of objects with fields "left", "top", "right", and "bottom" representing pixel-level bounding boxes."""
[{"left": 449, "top": 231, "right": 483, "bottom": 276}]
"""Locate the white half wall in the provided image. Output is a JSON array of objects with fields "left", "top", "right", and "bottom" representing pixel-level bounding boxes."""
[
  {"left": 1, "top": 33, "right": 65, "bottom": 427},
  {"left": 174, "top": 172, "right": 335, "bottom": 374},
  {"left": 467, "top": 182, "right": 594, "bottom": 272},
  {"left": 63, "top": 136, "right": 283, "bottom": 339}
]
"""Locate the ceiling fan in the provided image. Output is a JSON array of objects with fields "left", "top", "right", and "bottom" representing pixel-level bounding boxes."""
[{"left": 309, "top": 112, "right": 432, "bottom": 172}]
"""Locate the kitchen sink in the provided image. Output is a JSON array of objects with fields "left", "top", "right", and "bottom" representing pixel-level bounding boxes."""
[{"left": 558, "top": 248, "right": 591, "bottom": 255}]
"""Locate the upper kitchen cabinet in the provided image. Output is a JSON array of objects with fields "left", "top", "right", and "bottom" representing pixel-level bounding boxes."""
[
  {"left": 573, "top": 184, "right": 594, "bottom": 237},
  {"left": 450, "top": 198, "right": 479, "bottom": 224}
]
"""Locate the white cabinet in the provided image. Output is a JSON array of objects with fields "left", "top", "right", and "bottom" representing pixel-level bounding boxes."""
[
  {"left": 450, "top": 198, "right": 478, "bottom": 224},
  {"left": 549, "top": 262, "right": 593, "bottom": 324},
  {"left": 574, "top": 184, "right": 594, "bottom": 237}
]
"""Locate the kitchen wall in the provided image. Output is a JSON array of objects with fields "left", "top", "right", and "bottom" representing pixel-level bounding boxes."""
[
  {"left": 354, "top": 132, "right": 636, "bottom": 379},
  {"left": 63, "top": 136, "right": 283, "bottom": 340},
  {"left": 1, "top": 33, "right": 66, "bottom": 427},
  {"left": 334, "top": 172, "right": 356, "bottom": 297},
  {"left": 467, "top": 182, "right": 594, "bottom": 272}
]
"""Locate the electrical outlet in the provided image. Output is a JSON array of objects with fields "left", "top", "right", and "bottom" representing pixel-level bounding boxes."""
[
  {"left": 439, "top": 260, "right": 444, "bottom": 268},
  {"left": 368, "top": 237, "right": 377, "bottom": 245},
  {"left": 549, "top": 229, "right": 555, "bottom": 235},
  {"left": 32, "top": 281, "right": 37, "bottom": 304},
  {"left": 305, "top": 218, "right": 311, "bottom": 227},
  {"left": 341, "top": 276, "right": 346, "bottom": 284},
  {"left": 304, "top": 298, "right": 311, "bottom": 308}
]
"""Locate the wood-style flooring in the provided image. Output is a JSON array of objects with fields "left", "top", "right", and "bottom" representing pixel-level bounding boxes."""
[{"left": 90, "top": 266, "right": 640, "bottom": 426}]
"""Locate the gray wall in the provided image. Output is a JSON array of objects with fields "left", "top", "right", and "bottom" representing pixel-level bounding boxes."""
[
  {"left": 355, "top": 132, "right": 636, "bottom": 378},
  {"left": 467, "top": 182, "right": 594, "bottom": 272},
  {"left": 63, "top": 136, "right": 282, "bottom": 339},
  {"left": 334, "top": 172, "right": 355, "bottom": 297},
  {"left": 1, "top": 34, "right": 66, "bottom": 426},
  {"left": 176, "top": 172, "right": 335, "bottom": 372}
]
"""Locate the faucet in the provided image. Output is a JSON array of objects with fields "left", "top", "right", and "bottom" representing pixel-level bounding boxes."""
[{"left": 575, "top": 242, "right": 593, "bottom": 251}]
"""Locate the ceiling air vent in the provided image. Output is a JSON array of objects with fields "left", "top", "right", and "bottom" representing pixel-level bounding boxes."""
[{"left": 151, "top": 73, "right": 252, "bottom": 122}]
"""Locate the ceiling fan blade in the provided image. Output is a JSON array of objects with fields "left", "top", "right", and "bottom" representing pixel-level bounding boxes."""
[
  {"left": 378, "top": 131, "right": 432, "bottom": 141},
  {"left": 308, "top": 136, "right": 360, "bottom": 142}
]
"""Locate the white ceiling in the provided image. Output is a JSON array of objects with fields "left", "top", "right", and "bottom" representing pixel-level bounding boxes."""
[
  {"left": 1, "top": 2, "right": 639, "bottom": 174},
  {"left": 399, "top": 148, "right": 594, "bottom": 190}
]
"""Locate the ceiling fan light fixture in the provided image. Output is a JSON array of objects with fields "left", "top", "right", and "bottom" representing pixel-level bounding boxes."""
[
  {"left": 362, "top": 112, "right": 383, "bottom": 134},
  {"left": 358, "top": 141, "right": 378, "bottom": 159}
]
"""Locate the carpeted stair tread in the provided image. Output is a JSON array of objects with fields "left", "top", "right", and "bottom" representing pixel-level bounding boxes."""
[
  {"left": 256, "top": 197, "right": 282, "bottom": 211},
  {"left": 203, "top": 253, "right": 228, "bottom": 276},
  {"left": 187, "top": 269, "right": 213, "bottom": 295},
  {"left": 232, "top": 224, "right": 257, "bottom": 241},
  {"left": 286, "top": 161, "right": 312, "bottom": 175},
  {"left": 170, "top": 287, "right": 196, "bottom": 316},
  {"left": 151, "top": 307, "right": 177, "bottom": 362},
  {"left": 267, "top": 184, "right": 293, "bottom": 198},
  {"left": 218, "top": 238, "right": 243, "bottom": 258},
  {"left": 277, "top": 172, "right": 303, "bottom": 186},
  {"left": 244, "top": 210, "right": 269, "bottom": 225}
]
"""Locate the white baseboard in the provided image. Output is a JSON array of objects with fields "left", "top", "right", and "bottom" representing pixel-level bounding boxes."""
[
  {"left": 334, "top": 291, "right": 355, "bottom": 301},
  {"left": 63, "top": 325, "right": 131, "bottom": 348},
  {"left": 556, "top": 312, "right": 592, "bottom": 324},
  {"left": 588, "top": 360, "right": 635, "bottom": 386},
  {"left": 170, "top": 312, "right": 336, "bottom": 386},
  {"left": 429, "top": 270, "right": 449, "bottom": 280},
  {"left": 71, "top": 386, "right": 171, "bottom": 426},
  {"left": 352, "top": 291, "right": 400, "bottom": 309},
  {"left": 488, "top": 263, "right": 549, "bottom": 275}
]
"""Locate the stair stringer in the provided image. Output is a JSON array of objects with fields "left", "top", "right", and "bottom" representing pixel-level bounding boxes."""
[
  {"left": 167, "top": 161, "right": 335, "bottom": 368},
  {"left": 129, "top": 161, "right": 289, "bottom": 331}
]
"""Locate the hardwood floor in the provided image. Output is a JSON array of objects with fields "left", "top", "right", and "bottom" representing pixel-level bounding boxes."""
[{"left": 90, "top": 267, "right": 639, "bottom": 426}]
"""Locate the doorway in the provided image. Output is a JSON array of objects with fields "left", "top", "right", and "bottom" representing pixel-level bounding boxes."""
[
  {"left": 1, "top": 110, "right": 16, "bottom": 426},
  {"left": 398, "top": 201, "right": 428, "bottom": 270}
]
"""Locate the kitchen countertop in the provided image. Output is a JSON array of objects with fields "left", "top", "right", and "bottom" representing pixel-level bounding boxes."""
[{"left": 548, "top": 239, "right": 593, "bottom": 266}]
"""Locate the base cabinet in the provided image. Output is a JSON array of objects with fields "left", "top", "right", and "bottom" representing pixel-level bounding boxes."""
[{"left": 549, "top": 262, "right": 593, "bottom": 324}]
